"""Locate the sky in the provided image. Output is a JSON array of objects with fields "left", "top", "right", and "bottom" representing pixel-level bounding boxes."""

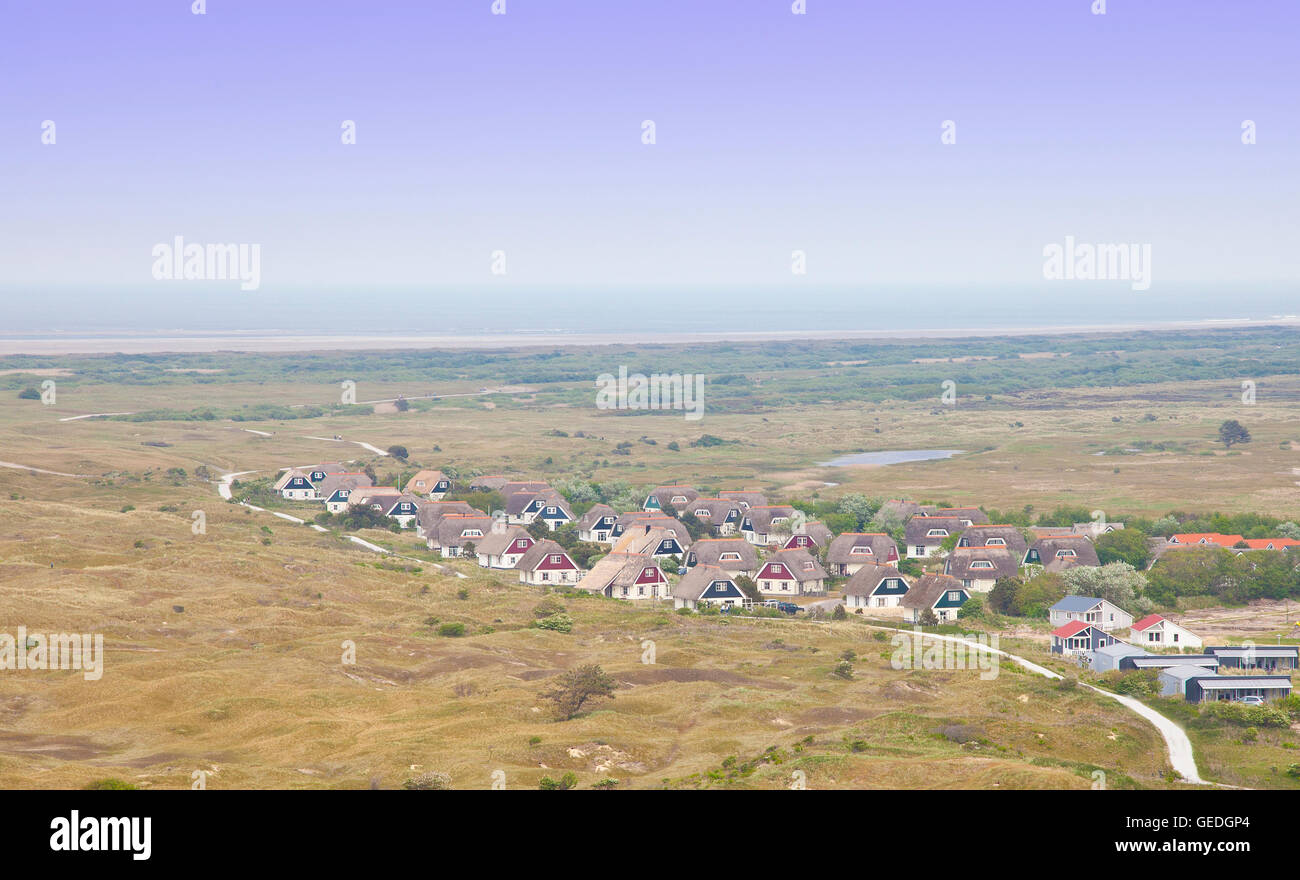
[{"left": 1, "top": 0, "right": 1297, "bottom": 331}]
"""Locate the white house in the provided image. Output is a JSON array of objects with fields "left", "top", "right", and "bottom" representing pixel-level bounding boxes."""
[
  {"left": 1048, "top": 596, "right": 1134, "bottom": 632},
  {"left": 1129, "top": 614, "right": 1203, "bottom": 650}
]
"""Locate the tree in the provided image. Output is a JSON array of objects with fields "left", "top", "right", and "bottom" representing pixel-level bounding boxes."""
[
  {"left": 734, "top": 575, "right": 762, "bottom": 602},
  {"left": 1060, "top": 562, "right": 1152, "bottom": 615},
  {"left": 394, "top": 397, "right": 410, "bottom": 412},
  {"left": 1095, "top": 528, "right": 1152, "bottom": 570},
  {"left": 387, "top": 445, "right": 409, "bottom": 460},
  {"left": 1218, "top": 420, "right": 1251, "bottom": 449},
  {"left": 17, "top": 387, "right": 40, "bottom": 400},
  {"left": 540, "top": 664, "right": 617, "bottom": 720},
  {"left": 837, "top": 494, "right": 880, "bottom": 529}
]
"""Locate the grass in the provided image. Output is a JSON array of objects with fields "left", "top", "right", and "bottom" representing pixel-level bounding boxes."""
[{"left": 2, "top": 326, "right": 1299, "bottom": 788}]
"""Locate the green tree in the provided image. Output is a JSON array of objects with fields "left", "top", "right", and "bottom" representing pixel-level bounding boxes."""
[
  {"left": 540, "top": 664, "right": 617, "bottom": 720},
  {"left": 1095, "top": 528, "right": 1152, "bottom": 570},
  {"left": 1060, "top": 563, "right": 1151, "bottom": 615},
  {"left": 1218, "top": 419, "right": 1251, "bottom": 448}
]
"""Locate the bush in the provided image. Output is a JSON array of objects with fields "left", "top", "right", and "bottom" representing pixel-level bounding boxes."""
[
  {"left": 403, "top": 771, "right": 452, "bottom": 790},
  {"left": 833, "top": 660, "right": 854, "bottom": 679},
  {"left": 17, "top": 387, "right": 41, "bottom": 400},
  {"left": 534, "top": 614, "right": 573, "bottom": 633},
  {"left": 538, "top": 772, "right": 578, "bottom": 791},
  {"left": 437, "top": 622, "right": 467, "bottom": 637},
  {"left": 1202, "top": 701, "right": 1289, "bottom": 728},
  {"left": 84, "top": 778, "right": 137, "bottom": 790}
]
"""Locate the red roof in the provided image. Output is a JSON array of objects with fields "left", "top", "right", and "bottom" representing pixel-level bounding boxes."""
[
  {"left": 1170, "top": 533, "right": 1243, "bottom": 547},
  {"left": 1051, "top": 620, "right": 1092, "bottom": 638},
  {"left": 1130, "top": 614, "right": 1164, "bottom": 632},
  {"left": 1242, "top": 538, "right": 1300, "bottom": 550}
]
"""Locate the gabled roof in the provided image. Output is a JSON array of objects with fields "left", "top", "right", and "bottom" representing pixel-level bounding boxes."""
[
  {"left": 614, "top": 526, "right": 689, "bottom": 556},
  {"left": 759, "top": 548, "right": 827, "bottom": 583},
  {"left": 1169, "top": 532, "right": 1244, "bottom": 547},
  {"left": 842, "top": 563, "right": 907, "bottom": 597},
  {"left": 826, "top": 533, "right": 898, "bottom": 565},
  {"left": 904, "top": 516, "right": 968, "bottom": 545},
  {"left": 957, "top": 525, "right": 1029, "bottom": 554},
  {"left": 944, "top": 546, "right": 1019, "bottom": 580},
  {"left": 933, "top": 507, "right": 989, "bottom": 524},
  {"left": 1050, "top": 595, "right": 1103, "bottom": 613},
  {"left": 1028, "top": 536, "right": 1101, "bottom": 569},
  {"left": 672, "top": 564, "right": 737, "bottom": 601},
  {"left": 577, "top": 552, "right": 664, "bottom": 592},
  {"left": 742, "top": 506, "right": 798, "bottom": 535},
  {"left": 688, "top": 498, "right": 743, "bottom": 520},
  {"left": 899, "top": 574, "right": 966, "bottom": 609},
  {"left": 1130, "top": 614, "right": 1165, "bottom": 632},
  {"left": 515, "top": 539, "right": 574, "bottom": 571},
  {"left": 1051, "top": 620, "right": 1095, "bottom": 638},
  {"left": 688, "top": 538, "right": 758, "bottom": 568},
  {"left": 404, "top": 469, "right": 448, "bottom": 492},
  {"left": 473, "top": 526, "right": 534, "bottom": 556},
  {"left": 577, "top": 503, "right": 618, "bottom": 530}
]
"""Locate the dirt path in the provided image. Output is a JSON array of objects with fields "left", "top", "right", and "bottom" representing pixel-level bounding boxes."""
[{"left": 0, "top": 460, "right": 92, "bottom": 478}]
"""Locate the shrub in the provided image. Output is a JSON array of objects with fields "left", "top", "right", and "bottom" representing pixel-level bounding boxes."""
[
  {"left": 403, "top": 771, "right": 452, "bottom": 790},
  {"left": 533, "top": 597, "right": 566, "bottom": 618},
  {"left": 84, "top": 778, "right": 137, "bottom": 790},
  {"left": 534, "top": 614, "right": 573, "bottom": 633},
  {"left": 538, "top": 772, "right": 578, "bottom": 791},
  {"left": 833, "top": 660, "right": 854, "bottom": 679},
  {"left": 1202, "top": 701, "right": 1289, "bottom": 728},
  {"left": 437, "top": 622, "right": 466, "bottom": 637}
]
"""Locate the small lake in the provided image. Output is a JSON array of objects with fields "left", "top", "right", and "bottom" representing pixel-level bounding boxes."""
[{"left": 818, "top": 449, "right": 964, "bottom": 467}]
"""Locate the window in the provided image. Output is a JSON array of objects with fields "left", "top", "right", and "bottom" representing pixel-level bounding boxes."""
[
  {"left": 986, "top": 538, "right": 1005, "bottom": 546},
  {"left": 927, "top": 529, "right": 949, "bottom": 537},
  {"left": 694, "top": 509, "right": 710, "bottom": 517},
  {"left": 546, "top": 506, "right": 557, "bottom": 514},
  {"left": 720, "top": 552, "right": 740, "bottom": 561},
  {"left": 850, "top": 546, "right": 873, "bottom": 555},
  {"left": 971, "top": 560, "right": 994, "bottom": 569},
  {"left": 771, "top": 565, "right": 786, "bottom": 575},
  {"left": 947, "top": 591, "right": 961, "bottom": 602},
  {"left": 550, "top": 555, "right": 562, "bottom": 564},
  {"left": 1056, "top": 549, "right": 1077, "bottom": 558}
]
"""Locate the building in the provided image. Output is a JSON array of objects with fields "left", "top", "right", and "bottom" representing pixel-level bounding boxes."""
[
  {"left": 842, "top": 563, "right": 910, "bottom": 612},
  {"left": 783, "top": 522, "right": 832, "bottom": 552},
  {"left": 740, "top": 506, "right": 798, "bottom": 547},
  {"left": 718, "top": 489, "right": 768, "bottom": 510},
  {"left": 1129, "top": 614, "right": 1203, "bottom": 650},
  {"left": 1208, "top": 645, "right": 1299, "bottom": 672},
  {"left": 904, "top": 516, "right": 968, "bottom": 558},
  {"left": 612, "top": 525, "right": 691, "bottom": 561},
  {"left": 577, "top": 504, "right": 618, "bottom": 543},
  {"left": 671, "top": 565, "right": 747, "bottom": 610},
  {"left": 643, "top": 485, "right": 700, "bottom": 513},
  {"left": 956, "top": 525, "right": 1028, "bottom": 557},
  {"left": 825, "top": 533, "right": 900, "bottom": 576},
  {"left": 316, "top": 473, "right": 373, "bottom": 513},
  {"left": 683, "top": 538, "right": 758, "bottom": 578},
  {"left": 1183, "top": 674, "right": 1293, "bottom": 703},
  {"left": 515, "top": 540, "right": 581, "bottom": 586},
  {"left": 900, "top": 574, "right": 968, "bottom": 623},
  {"left": 1091, "top": 642, "right": 1148, "bottom": 673},
  {"left": 276, "top": 468, "right": 317, "bottom": 500},
  {"left": 473, "top": 527, "right": 535, "bottom": 569},
  {"left": 932, "top": 507, "right": 989, "bottom": 526},
  {"left": 1050, "top": 621, "right": 1119, "bottom": 656},
  {"left": 576, "top": 552, "right": 670, "bottom": 601},
  {"left": 427, "top": 514, "right": 495, "bottom": 556},
  {"left": 685, "top": 498, "right": 745, "bottom": 536},
  {"left": 404, "top": 469, "right": 451, "bottom": 499},
  {"left": 943, "top": 546, "right": 1019, "bottom": 592},
  {"left": 1024, "top": 536, "right": 1101, "bottom": 571},
  {"left": 1157, "top": 665, "right": 1208, "bottom": 698},
  {"left": 1048, "top": 596, "right": 1134, "bottom": 632},
  {"left": 754, "top": 549, "right": 828, "bottom": 596}
]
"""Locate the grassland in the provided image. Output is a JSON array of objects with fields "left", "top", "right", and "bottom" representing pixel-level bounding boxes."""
[{"left": 1, "top": 326, "right": 1298, "bottom": 789}]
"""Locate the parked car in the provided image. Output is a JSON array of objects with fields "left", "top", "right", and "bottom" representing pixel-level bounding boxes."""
[
  {"left": 776, "top": 602, "right": 801, "bottom": 615},
  {"left": 1237, "top": 695, "right": 1266, "bottom": 705}
]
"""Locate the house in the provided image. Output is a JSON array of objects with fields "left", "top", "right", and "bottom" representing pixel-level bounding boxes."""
[
  {"left": 576, "top": 552, "right": 670, "bottom": 600},
  {"left": 473, "top": 527, "right": 535, "bottom": 569},
  {"left": 1168, "top": 532, "right": 1245, "bottom": 548},
  {"left": 933, "top": 507, "right": 989, "bottom": 526},
  {"left": 1024, "top": 536, "right": 1101, "bottom": 571},
  {"left": 1049, "top": 620, "right": 1119, "bottom": 656},
  {"left": 515, "top": 540, "right": 581, "bottom": 586},
  {"left": 468, "top": 474, "right": 511, "bottom": 491},
  {"left": 609, "top": 511, "right": 690, "bottom": 544},
  {"left": 316, "top": 473, "right": 373, "bottom": 513},
  {"left": 613, "top": 525, "right": 691, "bottom": 561},
  {"left": 505, "top": 488, "right": 573, "bottom": 530},
  {"left": 904, "top": 516, "right": 968, "bottom": 558},
  {"left": 956, "top": 525, "right": 1028, "bottom": 557},
  {"left": 687, "top": 498, "right": 744, "bottom": 535},
  {"left": 428, "top": 514, "right": 495, "bottom": 557},
  {"left": 782, "top": 522, "right": 832, "bottom": 551},
  {"left": 1129, "top": 614, "right": 1203, "bottom": 650},
  {"left": 404, "top": 469, "right": 451, "bottom": 499},
  {"left": 577, "top": 504, "right": 618, "bottom": 543},
  {"left": 1158, "top": 665, "right": 1210, "bottom": 699},
  {"left": 1120, "top": 654, "right": 1219, "bottom": 673},
  {"left": 718, "top": 489, "right": 767, "bottom": 510},
  {"left": 1182, "top": 673, "right": 1293, "bottom": 703},
  {"left": 900, "top": 574, "right": 969, "bottom": 623},
  {"left": 842, "top": 563, "right": 910, "bottom": 612},
  {"left": 943, "top": 546, "right": 1019, "bottom": 592},
  {"left": 1091, "top": 642, "right": 1149, "bottom": 673},
  {"left": 643, "top": 485, "right": 700, "bottom": 513},
  {"left": 1240, "top": 538, "right": 1300, "bottom": 551},
  {"left": 825, "top": 533, "right": 900, "bottom": 576},
  {"left": 878, "top": 499, "right": 933, "bottom": 521},
  {"left": 303, "top": 462, "right": 345, "bottom": 484},
  {"left": 379, "top": 493, "right": 423, "bottom": 528},
  {"left": 740, "top": 506, "right": 798, "bottom": 546},
  {"left": 1073, "top": 521, "right": 1125, "bottom": 539},
  {"left": 347, "top": 487, "right": 403, "bottom": 514},
  {"left": 276, "top": 468, "right": 318, "bottom": 500},
  {"left": 754, "top": 549, "right": 828, "bottom": 596},
  {"left": 415, "top": 500, "right": 486, "bottom": 538},
  {"left": 684, "top": 538, "right": 758, "bottom": 578},
  {"left": 671, "top": 565, "right": 747, "bottom": 610},
  {"left": 1048, "top": 596, "right": 1134, "bottom": 632},
  {"left": 1208, "top": 645, "right": 1299, "bottom": 672}
]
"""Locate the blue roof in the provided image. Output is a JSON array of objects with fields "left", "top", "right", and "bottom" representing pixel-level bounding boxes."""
[
  {"left": 1051, "top": 596, "right": 1102, "bottom": 612},
  {"left": 1094, "top": 643, "right": 1145, "bottom": 658}
]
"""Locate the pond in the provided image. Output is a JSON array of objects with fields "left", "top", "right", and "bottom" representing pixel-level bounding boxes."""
[{"left": 818, "top": 449, "right": 964, "bottom": 467}]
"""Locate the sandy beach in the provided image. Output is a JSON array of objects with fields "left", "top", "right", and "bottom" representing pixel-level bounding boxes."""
[{"left": 0, "top": 317, "right": 1296, "bottom": 356}]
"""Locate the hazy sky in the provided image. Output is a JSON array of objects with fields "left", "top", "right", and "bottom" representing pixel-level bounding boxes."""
[{"left": 3, "top": 0, "right": 1298, "bottom": 295}]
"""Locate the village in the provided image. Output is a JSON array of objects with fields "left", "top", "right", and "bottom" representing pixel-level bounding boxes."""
[{"left": 265, "top": 462, "right": 1300, "bottom": 708}]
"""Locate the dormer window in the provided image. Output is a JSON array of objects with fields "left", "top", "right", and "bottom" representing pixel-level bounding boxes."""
[
  {"left": 985, "top": 538, "right": 1005, "bottom": 546},
  {"left": 927, "top": 529, "right": 948, "bottom": 537},
  {"left": 850, "top": 546, "right": 873, "bottom": 555},
  {"left": 971, "top": 560, "right": 994, "bottom": 569},
  {"left": 1056, "top": 549, "right": 1077, "bottom": 558}
]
